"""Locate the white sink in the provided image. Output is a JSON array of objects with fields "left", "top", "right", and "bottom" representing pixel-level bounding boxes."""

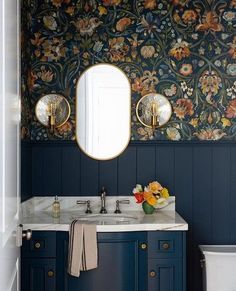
[{"left": 71, "top": 214, "right": 138, "bottom": 224}]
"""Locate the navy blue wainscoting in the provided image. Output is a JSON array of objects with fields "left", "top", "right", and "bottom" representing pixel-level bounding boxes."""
[{"left": 21, "top": 140, "right": 236, "bottom": 291}]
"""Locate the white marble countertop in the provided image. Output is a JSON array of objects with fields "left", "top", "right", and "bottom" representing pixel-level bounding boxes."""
[{"left": 21, "top": 196, "right": 188, "bottom": 232}]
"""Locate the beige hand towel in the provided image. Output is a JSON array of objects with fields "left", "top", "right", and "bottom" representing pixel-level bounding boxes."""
[{"left": 68, "top": 220, "right": 98, "bottom": 277}]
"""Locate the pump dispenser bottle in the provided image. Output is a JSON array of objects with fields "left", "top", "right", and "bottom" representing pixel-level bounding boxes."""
[{"left": 52, "top": 195, "right": 60, "bottom": 218}]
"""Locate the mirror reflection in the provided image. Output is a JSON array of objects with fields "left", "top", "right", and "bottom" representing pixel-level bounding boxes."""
[{"left": 76, "top": 64, "right": 131, "bottom": 160}]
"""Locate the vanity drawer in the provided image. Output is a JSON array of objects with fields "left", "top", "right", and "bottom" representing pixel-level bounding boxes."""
[
  {"left": 22, "top": 231, "right": 56, "bottom": 258},
  {"left": 148, "top": 232, "right": 183, "bottom": 259}
]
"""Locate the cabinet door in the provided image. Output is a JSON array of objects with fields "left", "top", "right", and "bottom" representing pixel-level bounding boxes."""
[
  {"left": 148, "top": 258, "right": 183, "bottom": 291},
  {"left": 56, "top": 232, "right": 147, "bottom": 291},
  {"left": 21, "top": 259, "right": 56, "bottom": 291}
]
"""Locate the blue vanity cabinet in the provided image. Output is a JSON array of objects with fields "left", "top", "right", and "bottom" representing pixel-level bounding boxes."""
[
  {"left": 147, "top": 232, "right": 186, "bottom": 291},
  {"left": 21, "top": 230, "right": 185, "bottom": 291},
  {"left": 21, "top": 232, "right": 57, "bottom": 291},
  {"left": 56, "top": 231, "right": 148, "bottom": 291}
]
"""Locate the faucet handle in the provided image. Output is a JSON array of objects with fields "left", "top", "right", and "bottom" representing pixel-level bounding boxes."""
[
  {"left": 114, "top": 199, "right": 130, "bottom": 214},
  {"left": 76, "top": 200, "right": 92, "bottom": 214}
]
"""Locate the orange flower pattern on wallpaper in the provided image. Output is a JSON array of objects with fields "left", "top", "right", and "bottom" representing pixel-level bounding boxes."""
[{"left": 21, "top": 0, "right": 236, "bottom": 141}]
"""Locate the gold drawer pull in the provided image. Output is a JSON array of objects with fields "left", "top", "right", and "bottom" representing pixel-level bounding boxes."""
[
  {"left": 149, "top": 270, "right": 156, "bottom": 278},
  {"left": 162, "top": 243, "right": 170, "bottom": 250},
  {"left": 140, "top": 243, "right": 147, "bottom": 250},
  {"left": 34, "top": 242, "right": 41, "bottom": 249},
  {"left": 47, "top": 270, "right": 54, "bottom": 277}
]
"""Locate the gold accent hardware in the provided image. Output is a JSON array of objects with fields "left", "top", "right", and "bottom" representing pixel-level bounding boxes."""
[
  {"left": 34, "top": 242, "right": 41, "bottom": 249},
  {"left": 136, "top": 93, "right": 172, "bottom": 131},
  {"left": 47, "top": 270, "right": 54, "bottom": 277},
  {"left": 162, "top": 243, "right": 170, "bottom": 250},
  {"left": 149, "top": 270, "right": 156, "bottom": 278},
  {"left": 140, "top": 243, "right": 147, "bottom": 250}
]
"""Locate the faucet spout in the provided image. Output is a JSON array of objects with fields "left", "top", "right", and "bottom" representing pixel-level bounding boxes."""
[{"left": 100, "top": 186, "right": 107, "bottom": 214}]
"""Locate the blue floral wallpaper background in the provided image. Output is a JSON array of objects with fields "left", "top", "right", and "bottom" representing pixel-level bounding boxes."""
[{"left": 21, "top": 0, "right": 236, "bottom": 141}]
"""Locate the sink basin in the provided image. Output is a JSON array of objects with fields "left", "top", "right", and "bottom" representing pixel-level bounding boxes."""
[{"left": 71, "top": 214, "right": 138, "bottom": 224}]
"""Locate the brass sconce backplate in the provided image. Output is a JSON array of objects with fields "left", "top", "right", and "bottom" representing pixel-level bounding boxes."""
[
  {"left": 35, "top": 94, "right": 71, "bottom": 130},
  {"left": 136, "top": 93, "right": 172, "bottom": 129}
]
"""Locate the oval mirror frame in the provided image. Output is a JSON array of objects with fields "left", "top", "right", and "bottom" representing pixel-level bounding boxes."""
[
  {"left": 76, "top": 64, "right": 131, "bottom": 160},
  {"left": 136, "top": 93, "right": 172, "bottom": 129}
]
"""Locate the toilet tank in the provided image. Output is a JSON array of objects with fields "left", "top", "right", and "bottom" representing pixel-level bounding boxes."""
[{"left": 199, "top": 245, "right": 236, "bottom": 291}]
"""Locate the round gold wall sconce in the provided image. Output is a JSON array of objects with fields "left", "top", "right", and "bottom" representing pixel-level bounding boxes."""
[
  {"left": 136, "top": 93, "right": 172, "bottom": 130},
  {"left": 35, "top": 93, "right": 71, "bottom": 133}
]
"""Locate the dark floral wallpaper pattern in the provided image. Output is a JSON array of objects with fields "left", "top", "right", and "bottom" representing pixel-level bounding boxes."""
[{"left": 21, "top": 0, "right": 236, "bottom": 141}]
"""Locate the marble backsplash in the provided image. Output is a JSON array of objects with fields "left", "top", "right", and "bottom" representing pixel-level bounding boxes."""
[{"left": 21, "top": 196, "right": 175, "bottom": 217}]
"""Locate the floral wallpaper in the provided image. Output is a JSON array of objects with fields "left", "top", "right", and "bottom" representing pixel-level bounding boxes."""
[{"left": 21, "top": 0, "right": 236, "bottom": 141}]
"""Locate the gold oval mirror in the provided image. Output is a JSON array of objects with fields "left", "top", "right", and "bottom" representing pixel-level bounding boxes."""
[
  {"left": 136, "top": 93, "right": 172, "bottom": 129},
  {"left": 76, "top": 64, "right": 131, "bottom": 160}
]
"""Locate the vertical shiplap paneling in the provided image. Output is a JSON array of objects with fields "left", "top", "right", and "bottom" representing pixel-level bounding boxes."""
[
  {"left": 212, "top": 146, "right": 231, "bottom": 244},
  {"left": 136, "top": 146, "right": 156, "bottom": 185},
  {"left": 156, "top": 146, "right": 175, "bottom": 193},
  {"left": 99, "top": 159, "right": 118, "bottom": 195},
  {"left": 174, "top": 145, "right": 193, "bottom": 291},
  {"left": 32, "top": 145, "right": 45, "bottom": 195},
  {"left": 192, "top": 146, "right": 212, "bottom": 291},
  {"left": 230, "top": 145, "right": 236, "bottom": 243},
  {"left": 21, "top": 141, "right": 32, "bottom": 201},
  {"left": 117, "top": 146, "right": 137, "bottom": 195},
  {"left": 43, "top": 146, "right": 61, "bottom": 196},
  {"left": 192, "top": 146, "right": 212, "bottom": 243},
  {"left": 80, "top": 152, "right": 99, "bottom": 195},
  {"left": 61, "top": 146, "right": 81, "bottom": 196}
]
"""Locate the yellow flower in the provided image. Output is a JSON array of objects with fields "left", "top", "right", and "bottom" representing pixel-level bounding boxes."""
[
  {"left": 98, "top": 6, "right": 107, "bottom": 15},
  {"left": 189, "top": 118, "right": 199, "bottom": 128},
  {"left": 148, "top": 181, "right": 163, "bottom": 194},
  {"left": 160, "top": 188, "right": 169, "bottom": 199},
  {"left": 146, "top": 196, "right": 157, "bottom": 206},
  {"left": 221, "top": 117, "right": 231, "bottom": 127}
]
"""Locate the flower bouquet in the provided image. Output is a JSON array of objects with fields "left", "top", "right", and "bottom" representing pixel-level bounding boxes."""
[{"left": 133, "top": 181, "right": 170, "bottom": 214}]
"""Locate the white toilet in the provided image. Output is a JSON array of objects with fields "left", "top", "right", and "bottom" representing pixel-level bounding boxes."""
[{"left": 199, "top": 245, "right": 236, "bottom": 291}]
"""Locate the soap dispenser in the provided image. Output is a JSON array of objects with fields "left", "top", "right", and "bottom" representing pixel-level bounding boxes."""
[{"left": 52, "top": 195, "right": 60, "bottom": 218}]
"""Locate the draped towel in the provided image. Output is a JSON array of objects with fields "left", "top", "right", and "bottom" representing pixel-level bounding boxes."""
[{"left": 68, "top": 220, "right": 97, "bottom": 277}]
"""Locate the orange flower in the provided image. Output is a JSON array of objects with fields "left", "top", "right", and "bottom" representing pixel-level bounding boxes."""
[
  {"left": 182, "top": 10, "right": 198, "bottom": 24},
  {"left": 174, "top": 98, "right": 194, "bottom": 119},
  {"left": 143, "top": 191, "right": 153, "bottom": 201},
  {"left": 172, "top": 0, "right": 189, "bottom": 6},
  {"left": 146, "top": 195, "right": 157, "bottom": 206},
  {"left": 230, "top": 0, "right": 236, "bottom": 8},
  {"left": 169, "top": 40, "right": 190, "bottom": 61},
  {"left": 179, "top": 64, "right": 193, "bottom": 76},
  {"left": 148, "top": 181, "right": 163, "bottom": 194},
  {"left": 194, "top": 128, "right": 226, "bottom": 141},
  {"left": 144, "top": 0, "right": 157, "bottom": 9},
  {"left": 143, "top": 191, "right": 157, "bottom": 206},
  {"left": 196, "top": 11, "right": 223, "bottom": 32},
  {"left": 226, "top": 99, "right": 236, "bottom": 119},
  {"left": 102, "top": 0, "right": 121, "bottom": 6},
  {"left": 116, "top": 17, "right": 131, "bottom": 32}
]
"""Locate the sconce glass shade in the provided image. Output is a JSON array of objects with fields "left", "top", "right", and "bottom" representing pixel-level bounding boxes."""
[
  {"left": 35, "top": 94, "right": 71, "bottom": 128},
  {"left": 136, "top": 93, "right": 172, "bottom": 128}
]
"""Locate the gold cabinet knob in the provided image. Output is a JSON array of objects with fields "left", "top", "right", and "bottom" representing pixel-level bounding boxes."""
[
  {"left": 149, "top": 270, "right": 156, "bottom": 278},
  {"left": 162, "top": 242, "right": 170, "bottom": 250},
  {"left": 140, "top": 243, "right": 147, "bottom": 250},
  {"left": 47, "top": 270, "right": 54, "bottom": 277},
  {"left": 34, "top": 242, "right": 41, "bottom": 249}
]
